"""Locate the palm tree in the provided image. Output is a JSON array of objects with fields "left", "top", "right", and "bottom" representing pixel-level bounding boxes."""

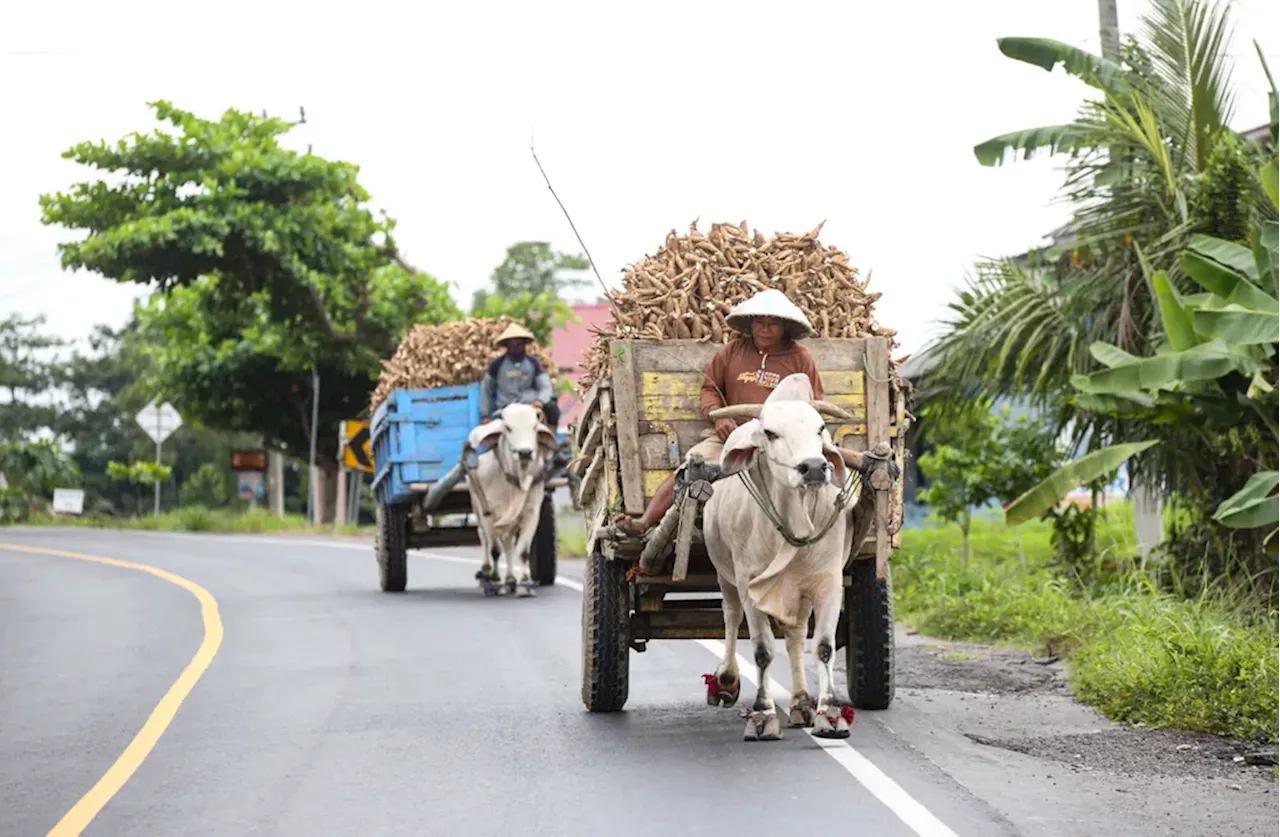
[{"left": 929, "top": 0, "right": 1268, "bottom": 432}]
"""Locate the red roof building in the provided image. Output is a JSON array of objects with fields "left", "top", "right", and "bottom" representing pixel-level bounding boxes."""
[{"left": 549, "top": 302, "right": 613, "bottom": 430}]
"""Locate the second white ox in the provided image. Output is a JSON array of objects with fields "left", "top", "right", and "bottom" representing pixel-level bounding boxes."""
[
  {"left": 702, "top": 373, "right": 859, "bottom": 741},
  {"left": 464, "top": 402, "right": 560, "bottom": 597}
]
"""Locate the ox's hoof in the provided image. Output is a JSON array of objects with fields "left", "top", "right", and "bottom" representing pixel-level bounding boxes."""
[
  {"left": 515, "top": 581, "right": 535, "bottom": 598},
  {"left": 742, "top": 710, "right": 783, "bottom": 742},
  {"left": 703, "top": 673, "right": 741, "bottom": 708},
  {"left": 812, "top": 706, "right": 854, "bottom": 739},
  {"left": 504, "top": 578, "right": 518, "bottom": 595},
  {"left": 481, "top": 580, "right": 501, "bottom": 597},
  {"left": 788, "top": 692, "right": 817, "bottom": 728}
]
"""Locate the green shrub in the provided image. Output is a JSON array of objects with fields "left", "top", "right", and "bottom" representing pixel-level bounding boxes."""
[
  {"left": 180, "top": 463, "right": 232, "bottom": 509},
  {"left": 894, "top": 508, "right": 1278, "bottom": 741},
  {"left": 173, "top": 506, "right": 217, "bottom": 531}
]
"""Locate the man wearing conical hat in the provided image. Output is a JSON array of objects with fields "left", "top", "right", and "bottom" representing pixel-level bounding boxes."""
[
  {"left": 614, "top": 288, "right": 837, "bottom": 537},
  {"left": 480, "top": 322, "right": 560, "bottom": 430}
]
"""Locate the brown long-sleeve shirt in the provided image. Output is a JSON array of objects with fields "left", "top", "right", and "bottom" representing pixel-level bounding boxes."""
[{"left": 699, "top": 338, "right": 825, "bottom": 420}]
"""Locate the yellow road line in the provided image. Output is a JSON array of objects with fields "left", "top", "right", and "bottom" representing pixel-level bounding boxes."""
[{"left": 0, "top": 543, "right": 224, "bottom": 836}]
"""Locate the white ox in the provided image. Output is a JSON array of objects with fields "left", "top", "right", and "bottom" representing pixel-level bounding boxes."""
[
  {"left": 702, "top": 374, "right": 859, "bottom": 741},
  {"left": 464, "top": 403, "right": 560, "bottom": 597}
]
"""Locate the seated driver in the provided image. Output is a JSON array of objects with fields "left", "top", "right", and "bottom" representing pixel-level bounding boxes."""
[{"left": 614, "top": 289, "right": 852, "bottom": 537}]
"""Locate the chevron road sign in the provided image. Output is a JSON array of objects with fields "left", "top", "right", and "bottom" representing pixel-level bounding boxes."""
[{"left": 341, "top": 420, "right": 373, "bottom": 473}]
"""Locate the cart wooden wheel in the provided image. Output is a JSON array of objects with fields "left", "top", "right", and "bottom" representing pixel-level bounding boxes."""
[
  {"left": 376, "top": 501, "right": 408, "bottom": 593},
  {"left": 581, "top": 545, "right": 629, "bottom": 712},
  {"left": 844, "top": 557, "right": 894, "bottom": 709},
  {"left": 532, "top": 491, "right": 558, "bottom": 586}
]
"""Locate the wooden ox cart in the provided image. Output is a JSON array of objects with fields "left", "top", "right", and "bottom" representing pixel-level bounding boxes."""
[{"left": 570, "top": 336, "right": 909, "bottom": 713}]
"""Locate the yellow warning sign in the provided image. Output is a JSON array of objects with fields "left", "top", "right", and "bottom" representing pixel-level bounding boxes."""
[{"left": 341, "top": 420, "right": 373, "bottom": 473}]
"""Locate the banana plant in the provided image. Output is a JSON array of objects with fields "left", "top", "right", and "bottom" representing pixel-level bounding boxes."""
[{"left": 1005, "top": 159, "right": 1279, "bottom": 541}]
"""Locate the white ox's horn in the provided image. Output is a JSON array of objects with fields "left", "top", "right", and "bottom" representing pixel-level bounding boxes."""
[
  {"left": 809, "top": 400, "right": 852, "bottom": 420},
  {"left": 708, "top": 404, "right": 762, "bottom": 421},
  {"left": 710, "top": 401, "right": 851, "bottom": 421}
]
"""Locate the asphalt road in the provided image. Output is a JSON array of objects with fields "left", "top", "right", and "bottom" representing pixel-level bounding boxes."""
[{"left": 2, "top": 527, "right": 1259, "bottom": 837}]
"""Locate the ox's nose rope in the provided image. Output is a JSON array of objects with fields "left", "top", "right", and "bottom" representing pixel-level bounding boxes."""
[{"left": 736, "top": 457, "right": 858, "bottom": 548}]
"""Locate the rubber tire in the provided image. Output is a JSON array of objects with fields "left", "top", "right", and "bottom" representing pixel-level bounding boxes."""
[
  {"left": 376, "top": 501, "right": 408, "bottom": 593},
  {"left": 532, "top": 491, "right": 557, "bottom": 586},
  {"left": 581, "top": 546, "right": 630, "bottom": 712},
  {"left": 844, "top": 558, "right": 894, "bottom": 709}
]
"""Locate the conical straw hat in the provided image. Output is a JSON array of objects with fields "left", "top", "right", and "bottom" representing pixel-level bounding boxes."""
[
  {"left": 725, "top": 289, "right": 813, "bottom": 338},
  {"left": 493, "top": 322, "right": 537, "bottom": 346}
]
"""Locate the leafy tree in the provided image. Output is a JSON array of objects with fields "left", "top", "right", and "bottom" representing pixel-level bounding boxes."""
[
  {"left": 917, "top": 401, "right": 1062, "bottom": 561},
  {"left": 53, "top": 324, "right": 150, "bottom": 514},
  {"left": 0, "top": 440, "right": 81, "bottom": 522},
  {"left": 471, "top": 291, "right": 575, "bottom": 347},
  {"left": 39, "top": 101, "right": 461, "bottom": 521},
  {"left": 1006, "top": 164, "right": 1279, "bottom": 585},
  {"left": 107, "top": 459, "right": 174, "bottom": 516},
  {"left": 0, "top": 315, "right": 65, "bottom": 442},
  {"left": 929, "top": 2, "right": 1272, "bottom": 454},
  {"left": 471, "top": 241, "right": 590, "bottom": 312},
  {"left": 180, "top": 462, "right": 232, "bottom": 509}
]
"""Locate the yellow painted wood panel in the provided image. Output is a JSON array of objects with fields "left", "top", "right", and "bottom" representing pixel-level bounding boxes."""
[
  {"left": 639, "top": 396, "right": 703, "bottom": 421},
  {"left": 637, "top": 374, "right": 867, "bottom": 423},
  {"left": 639, "top": 370, "right": 864, "bottom": 396},
  {"left": 644, "top": 470, "right": 672, "bottom": 497}
]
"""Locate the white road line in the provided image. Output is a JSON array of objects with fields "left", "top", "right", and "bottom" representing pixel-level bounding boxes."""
[
  {"left": 103, "top": 532, "right": 951, "bottom": 835},
  {"left": 695, "top": 639, "right": 957, "bottom": 837},
  {"left": 474, "top": 555, "right": 952, "bottom": 836}
]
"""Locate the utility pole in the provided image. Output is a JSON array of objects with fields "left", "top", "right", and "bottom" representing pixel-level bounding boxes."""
[
  {"left": 306, "top": 366, "right": 321, "bottom": 525},
  {"left": 1098, "top": 0, "right": 1121, "bottom": 61},
  {"left": 1096, "top": 0, "right": 1165, "bottom": 556}
]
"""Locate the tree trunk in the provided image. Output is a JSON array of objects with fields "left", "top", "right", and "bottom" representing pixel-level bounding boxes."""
[
  {"left": 268, "top": 449, "right": 286, "bottom": 517},
  {"left": 961, "top": 513, "right": 971, "bottom": 565},
  {"left": 312, "top": 463, "right": 340, "bottom": 525}
]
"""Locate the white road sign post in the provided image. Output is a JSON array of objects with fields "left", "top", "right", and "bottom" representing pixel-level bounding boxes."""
[{"left": 135, "top": 400, "right": 183, "bottom": 516}]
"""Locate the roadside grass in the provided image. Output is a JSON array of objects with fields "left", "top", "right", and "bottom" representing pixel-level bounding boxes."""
[
  {"left": 23, "top": 506, "right": 586, "bottom": 546},
  {"left": 895, "top": 509, "right": 1279, "bottom": 742},
  {"left": 557, "top": 515, "right": 587, "bottom": 560},
  {"left": 20, "top": 507, "right": 374, "bottom": 536}
]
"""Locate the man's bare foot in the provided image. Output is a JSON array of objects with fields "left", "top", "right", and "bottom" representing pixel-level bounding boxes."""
[{"left": 612, "top": 515, "right": 650, "bottom": 537}]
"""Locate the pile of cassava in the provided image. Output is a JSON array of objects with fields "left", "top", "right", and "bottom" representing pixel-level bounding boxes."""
[
  {"left": 369, "top": 318, "right": 555, "bottom": 413},
  {"left": 580, "top": 220, "right": 898, "bottom": 386}
]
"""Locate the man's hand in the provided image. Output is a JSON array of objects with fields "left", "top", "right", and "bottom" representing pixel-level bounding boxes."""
[{"left": 714, "top": 418, "right": 737, "bottom": 441}]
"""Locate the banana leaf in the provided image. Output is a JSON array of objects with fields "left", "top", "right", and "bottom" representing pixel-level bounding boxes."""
[
  {"left": 1181, "top": 251, "right": 1280, "bottom": 312},
  {"left": 1070, "top": 390, "right": 1157, "bottom": 416},
  {"left": 1254, "top": 223, "right": 1278, "bottom": 297},
  {"left": 1263, "top": 158, "right": 1278, "bottom": 209},
  {"left": 1152, "top": 270, "right": 1199, "bottom": 350},
  {"left": 1247, "top": 371, "right": 1275, "bottom": 399},
  {"left": 1187, "top": 234, "right": 1259, "bottom": 282},
  {"left": 1089, "top": 341, "right": 1140, "bottom": 368},
  {"left": 1005, "top": 441, "right": 1159, "bottom": 526},
  {"left": 1074, "top": 340, "right": 1247, "bottom": 394},
  {"left": 1191, "top": 307, "right": 1280, "bottom": 346},
  {"left": 974, "top": 124, "right": 1088, "bottom": 167},
  {"left": 1212, "top": 470, "right": 1280, "bottom": 529},
  {"left": 996, "top": 38, "right": 1134, "bottom": 93}
]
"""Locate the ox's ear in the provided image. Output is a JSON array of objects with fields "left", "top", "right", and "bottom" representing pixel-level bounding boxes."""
[
  {"left": 765, "top": 373, "right": 814, "bottom": 404},
  {"left": 719, "top": 420, "right": 763, "bottom": 477},
  {"left": 819, "top": 440, "right": 849, "bottom": 486},
  {"left": 536, "top": 424, "right": 559, "bottom": 452},
  {"left": 468, "top": 419, "right": 505, "bottom": 451}
]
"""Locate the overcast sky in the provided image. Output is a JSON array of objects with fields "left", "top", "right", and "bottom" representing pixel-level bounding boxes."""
[{"left": 2, "top": 0, "right": 1276, "bottom": 360}]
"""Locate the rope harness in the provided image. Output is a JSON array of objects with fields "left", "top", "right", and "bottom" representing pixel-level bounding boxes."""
[
  {"left": 735, "top": 456, "right": 859, "bottom": 548},
  {"left": 459, "top": 436, "right": 556, "bottom": 521}
]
